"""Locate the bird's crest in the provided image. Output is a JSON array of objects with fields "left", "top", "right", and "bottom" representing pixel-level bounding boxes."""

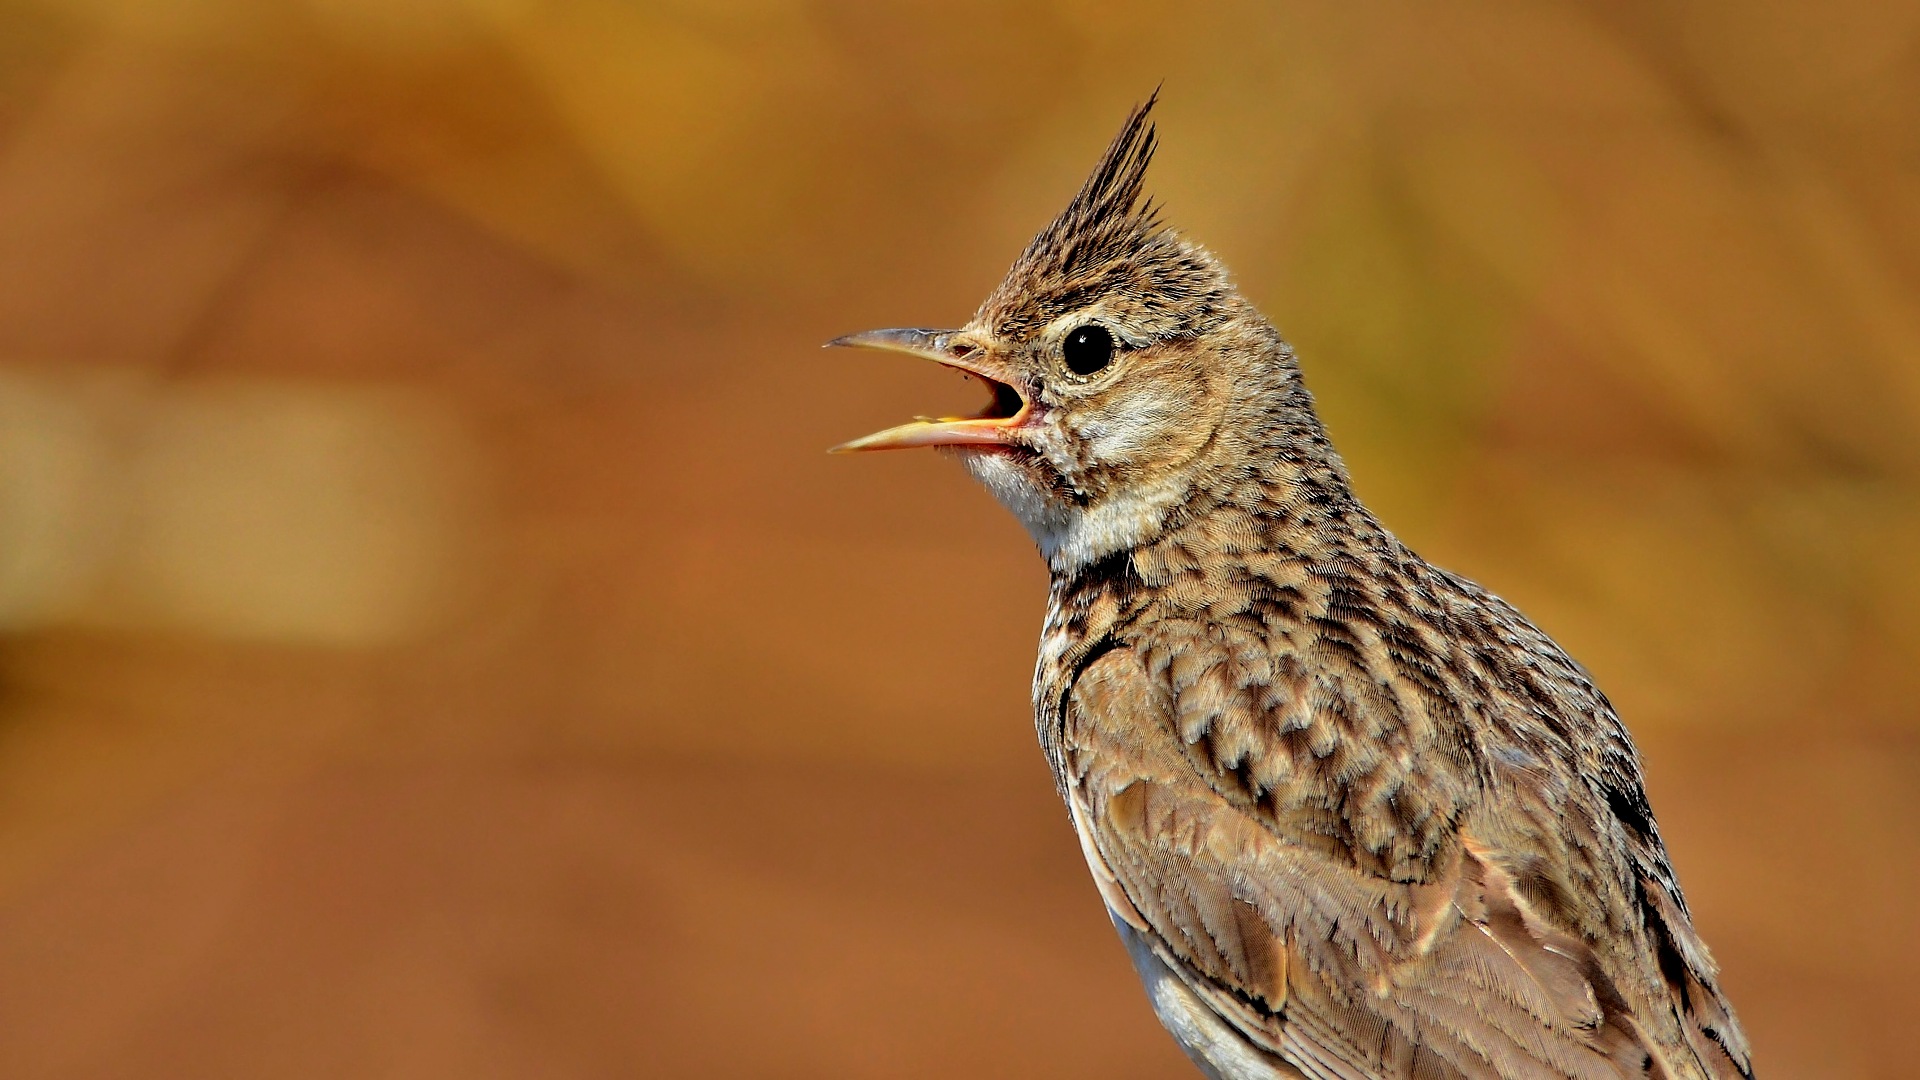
[
  {"left": 1020, "top": 91, "right": 1162, "bottom": 274},
  {"left": 980, "top": 92, "right": 1227, "bottom": 341}
]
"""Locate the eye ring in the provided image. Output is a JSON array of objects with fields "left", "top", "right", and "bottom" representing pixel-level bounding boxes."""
[{"left": 1062, "top": 323, "right": 1115, "bottom": 376}]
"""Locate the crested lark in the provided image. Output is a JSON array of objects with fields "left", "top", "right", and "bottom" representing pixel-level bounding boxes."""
[{"left": 830, "top": 97, "right": 1753, "bottom": 1080}]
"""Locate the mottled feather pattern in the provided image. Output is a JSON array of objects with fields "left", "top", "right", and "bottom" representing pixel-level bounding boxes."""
[
  {"left": 1040, "top": 503, "right": 1753, "bottom": 1077},
  {"left": 841, "top": 95, "right": 1753, "bottom": 1079}
]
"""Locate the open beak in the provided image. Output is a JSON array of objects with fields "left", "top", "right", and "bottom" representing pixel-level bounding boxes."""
[{"left": 825, "top": 328, "right": 1031, "bottom": 453}]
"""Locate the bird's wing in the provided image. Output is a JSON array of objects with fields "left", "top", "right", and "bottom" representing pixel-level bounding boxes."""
[{"left": 1062, "top": 647, "right": 1689, "bottom": 1080}]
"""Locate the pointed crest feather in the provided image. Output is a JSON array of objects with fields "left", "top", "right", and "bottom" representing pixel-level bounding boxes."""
[
  {"left": 977, "top": 90, "right": 1233, "bottom": 342},
  {"left": 1015, "top": 91, "right": 1163, "bottom": 277},
  {"left": 1050, "top": 91, "right": 1158, "bottom": 240}
]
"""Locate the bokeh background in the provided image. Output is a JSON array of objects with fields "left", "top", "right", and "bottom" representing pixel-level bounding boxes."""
[{"left": 0, "top": 1, "right": 1915, "bottom": 1076}]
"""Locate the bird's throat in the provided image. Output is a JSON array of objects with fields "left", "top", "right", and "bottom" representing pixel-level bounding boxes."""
[{"left": 961, "top": 450, "right": 1193, "bottom": 577}]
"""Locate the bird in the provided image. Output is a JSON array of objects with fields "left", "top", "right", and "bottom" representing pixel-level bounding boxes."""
[{"left": 828, "top": 95, "right": 1754, "bottom": 1080}]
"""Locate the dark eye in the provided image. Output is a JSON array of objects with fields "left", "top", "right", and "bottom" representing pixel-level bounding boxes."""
[{"left": 1062, "top": 323, "right": 1115, "bottom": 376}]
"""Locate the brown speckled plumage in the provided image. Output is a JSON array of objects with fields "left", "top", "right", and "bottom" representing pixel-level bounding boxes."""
[{"left": 833, "top": 95, "right": 1753, "bottom": 1080}]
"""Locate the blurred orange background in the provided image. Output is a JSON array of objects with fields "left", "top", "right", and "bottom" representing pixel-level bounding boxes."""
[{"left": 0, "top": 2, "right": 1915, "bottom": 1077}]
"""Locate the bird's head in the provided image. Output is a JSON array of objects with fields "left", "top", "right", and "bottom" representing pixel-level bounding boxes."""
[{"left": 831, "top": 95, "right": 1321, "bottom": 574}]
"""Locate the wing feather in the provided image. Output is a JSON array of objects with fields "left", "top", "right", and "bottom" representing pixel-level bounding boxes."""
[{"left": 1063, "top": 648, "right": 1694, "bottom": 1080}]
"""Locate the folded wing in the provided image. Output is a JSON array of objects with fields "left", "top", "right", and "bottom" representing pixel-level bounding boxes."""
[{"left": 1063, "top": 648, "right": 1719, "bottom": 1080}]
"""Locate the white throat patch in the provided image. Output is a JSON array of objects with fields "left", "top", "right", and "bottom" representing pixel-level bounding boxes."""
[{"left": 960, "top": 452, "right": 1186, "bottom": 576}]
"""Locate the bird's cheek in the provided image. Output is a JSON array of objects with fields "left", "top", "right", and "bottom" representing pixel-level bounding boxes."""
[{"left": 1076, "top": 393, "right": 1203, "bottom": 474}]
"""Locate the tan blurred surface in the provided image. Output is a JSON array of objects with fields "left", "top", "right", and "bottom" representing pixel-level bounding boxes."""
[{"left": 0, "top": 2, "right": 1915, "bottom": 1077}]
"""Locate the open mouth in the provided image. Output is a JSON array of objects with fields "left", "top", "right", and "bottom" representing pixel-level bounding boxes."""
[
  {"left": 827, "top": 328, "right": 1032, "bottom": 453},
  {"left": 970, "top": 374, "right": 1026, "bottom": 423}
]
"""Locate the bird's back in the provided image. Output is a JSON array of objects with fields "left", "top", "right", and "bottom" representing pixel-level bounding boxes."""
[{"left": 1034, "top": 505, "right": 1753, "bottom": 1080}]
